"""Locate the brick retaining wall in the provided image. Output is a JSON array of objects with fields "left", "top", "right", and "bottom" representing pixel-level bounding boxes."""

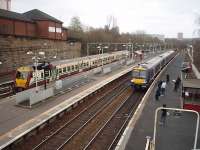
[{"left": 0, "top": 35, "right": 81, "bottom": 76}]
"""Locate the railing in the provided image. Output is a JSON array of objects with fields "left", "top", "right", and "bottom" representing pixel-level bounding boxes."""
[
  {"left": 0, "top": 80, "right": 15, "bottom": 98},
  {"left": 145, "top": 136, "right": 154, "bottom": 150}
]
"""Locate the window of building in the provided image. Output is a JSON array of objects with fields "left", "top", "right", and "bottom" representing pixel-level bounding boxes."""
[
  {"left": 56, "top": 28, "right": 62, "bottom": 33},
  {"left": 49, "top": 26, "right": 55, "bottom": 32}
]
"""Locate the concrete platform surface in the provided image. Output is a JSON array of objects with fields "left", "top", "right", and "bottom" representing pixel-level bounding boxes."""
[
  {"left": 0, "top": 51, "right": 165, "bottom": 148},
  {"left": 125, "top": 53, "right": 200, "bottom": 150},
  {"left": 0, "top": 56, "right": 145, "bottom": 148}
]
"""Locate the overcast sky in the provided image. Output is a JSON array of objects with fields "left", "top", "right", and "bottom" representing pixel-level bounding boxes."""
[{"left": 12, "top": 0, "right": 200, "bottom": 38}]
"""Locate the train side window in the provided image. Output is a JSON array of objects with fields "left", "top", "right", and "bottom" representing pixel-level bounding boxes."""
[
  {"left": 41, "top": 72, "right": 44, "bottom": 78},
  {"left": 75, "top": 65, "right": 78, "bottom": 70},
  {"left": 67, "top": 66, "right": 70, "bottom": 72},
  {"left": 71, "top": 65, "right": 74, "bottom": 71},
  {"left": 59, "top": 68, "right": 62, "bottom": 74},
  {"left": 44, "top": 70, "right": 49, "bottom": 77},
  {"left": 63, "top": 67, "right": 66, "bottom": 73}
]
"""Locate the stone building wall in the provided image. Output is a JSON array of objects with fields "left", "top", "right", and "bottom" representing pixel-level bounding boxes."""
[
  {"left": 0, "top": 35, "right": 81, "bottom": 75},
  {"left": 193, "top": 39, "right": 200, "bottom": 71}
]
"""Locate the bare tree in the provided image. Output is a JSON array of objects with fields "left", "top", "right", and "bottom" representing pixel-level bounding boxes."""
[
  {"left": 68, "top": 16, "right": 83, "bottom": 32},
  {"left": 194, "top": 16, "right": 200, "bottom": 36},
  {"left": 68, "top": 16, "right": 84, "bottom": 39}
]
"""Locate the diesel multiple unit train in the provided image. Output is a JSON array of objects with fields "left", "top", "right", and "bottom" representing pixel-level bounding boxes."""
[
  {"left": 131, "top": 50, "right": 175, "bottom": 88},
  {"left": 15, "top": 50, "right": 129, "bottom": 91}
]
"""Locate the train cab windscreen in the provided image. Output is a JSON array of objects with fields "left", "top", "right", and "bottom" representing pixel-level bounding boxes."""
[
  {"left": 16, "top": 71, "right": 29, "bottom": 79},
  {"left": 132, "top": 70, "right": 146, "bottom": 79}
]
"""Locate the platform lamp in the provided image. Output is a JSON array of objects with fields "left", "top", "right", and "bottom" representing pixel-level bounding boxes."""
[
  {"left": 27, "top": 51, "right": 45, "bottom": 92},
  {"left": 53, "top": 55, "right": 57, "bottom": 59},
  {"left": 189, "top": 45, "right": 194, "bottom": 63},
  {"left": 0, "top": 61, "right": 2, "bottom": 65},
  {"left": 97, "top": 45, "right": 109, "bottom": 71}
]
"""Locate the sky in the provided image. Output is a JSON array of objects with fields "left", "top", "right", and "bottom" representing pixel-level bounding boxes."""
[{"left": 12, "top": 0, "right": 200, "bottom": 38}]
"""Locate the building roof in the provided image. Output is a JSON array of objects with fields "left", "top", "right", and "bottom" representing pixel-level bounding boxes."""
[
  {"left": 23, "top": 9, "right": 62, "bottom": 23},
  {"left": 183, "top": 79, "right": 200, "bottom": 89},
  {"left": 0, "top": 9, "right": 62, "bottom": 23},
  {"left": 0, "top": 9, "right": 33, "bottom": 22}
]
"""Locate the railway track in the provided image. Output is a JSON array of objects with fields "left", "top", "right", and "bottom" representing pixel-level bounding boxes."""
[
  {"left": 12, "top": 75, "right": 131, "bottom": 150},
  {"left": 33, "top": 84, "right": 131, "bottom": 150},
  {"left": 0, "top": 81, "right": 15, "bottom": 99},
  {"left": 84, "top": 92, "right": 144, "bottom": 150},
  {"left": 54, "top": 86, "right": 132, "bottom": 150},
  {"left": 11, "top": 75, "right": 145, "bottom": 150}
]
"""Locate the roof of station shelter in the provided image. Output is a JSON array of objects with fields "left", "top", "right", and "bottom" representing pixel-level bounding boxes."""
[
  {"left": 0, "top": 9, "right": 33, "bottom": 22},
  {"left": 0, "top": 8, "right": 62, "bottom": 23},
  {"left": 134, "top": 50, "right": 143, "bottom": 55},
  {"left": 23, "top": 9, "right": 62, "bottom": 23},
  {"left": 183, "top": 79, "right": 200, "bottom": 89}
]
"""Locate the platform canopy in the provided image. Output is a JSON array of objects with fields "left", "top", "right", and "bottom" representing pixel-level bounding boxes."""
[
  {"left": 183, "top": 79, "right": 200, "bottom": 89},
  {"left": 134, "top": 50, "right": 143, "bottom": 55}
]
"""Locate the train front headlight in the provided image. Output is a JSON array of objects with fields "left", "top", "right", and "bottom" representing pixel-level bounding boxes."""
[
  {"left": 132, "top": 78, "right": 146, "bottom": 85},
  {"left": 143, "top": 79, "right": 147, "bottom": 84}
]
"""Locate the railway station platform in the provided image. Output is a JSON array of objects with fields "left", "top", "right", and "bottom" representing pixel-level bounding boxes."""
[
  {"left": 0, "top": 51, "right": 172, "bottom": 149},
  {"left": 119, "top": 52, "right": 200, "bottom": 150},
  {"left": 0, "top": 51, "right": 163, "bottom": 149}
]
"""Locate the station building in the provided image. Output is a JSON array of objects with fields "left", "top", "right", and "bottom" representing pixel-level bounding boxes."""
[{"left": 0, "top": 9, "right": 67, "bottom": 40}]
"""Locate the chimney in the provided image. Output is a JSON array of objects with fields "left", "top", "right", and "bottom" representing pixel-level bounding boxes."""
[{"left": 0, "top": 0, "right": 11, "bottom": 11}]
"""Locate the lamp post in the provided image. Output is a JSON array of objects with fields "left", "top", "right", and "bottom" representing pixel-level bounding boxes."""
[
  {"left": 27, "top": 51, "right": 45, "bottom": 92},
  {"left": 97, "top": 45, "right": 108, "bottom": 71},
  {"left": 87, "top": 43, "right": 89, "bottom": 57},
  {"left": 189, "top": 45, "right": 194, "bottom": 63},
  {"left": 128, "top": 44, "right": 133, "bottom": 60},
  {"left": 131, "top": 43, "right": 134, "bottom": 60},
  {"left": 53, "top": 55, "right": 57, "bottom": 59}
]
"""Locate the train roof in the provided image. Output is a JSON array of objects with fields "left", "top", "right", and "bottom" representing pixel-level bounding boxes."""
[
  {"left": 51, "top": 50, "right": 129, "bottom": 66},
  {"left": 17, "top": 66, "right": 33, "bottom": 72},
  {"left": 183, "top": 79, "right": 200, "bottom": 89},
  {"left": 140, "top": 50, "right": 174, "bottom": 69}
]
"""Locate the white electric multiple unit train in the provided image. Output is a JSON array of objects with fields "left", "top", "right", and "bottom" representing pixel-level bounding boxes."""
[
  {"left": 15, "top": 50, "right": 129, "bottom": 91},
  {"left": 131, "top": 50, "right": 175, "bottom": 88}
]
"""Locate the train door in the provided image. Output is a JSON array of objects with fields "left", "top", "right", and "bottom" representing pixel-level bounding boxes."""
[{"left": 50, "top": 67, "right": 57, "bottom": 81}]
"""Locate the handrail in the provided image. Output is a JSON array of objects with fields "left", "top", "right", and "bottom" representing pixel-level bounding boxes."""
[
  {"left": 0, "top": 80, "right": 14, "bottom": 86},
  {"left": 145, "top": 136, "right": 151, "bottom": 150},
  {"left": 153, "top": 107, "right": 199, "bottom": 150},
  {"left": 145, "top": 136, "right": 155, "bottom": 150}
]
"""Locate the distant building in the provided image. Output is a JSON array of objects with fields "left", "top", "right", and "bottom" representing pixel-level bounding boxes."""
[
  {"left": 0, "top": 9, "right": 68, "bottom": 40},
  {"left": 177, "top": 32, "right": 183, "bottom": 40},
  {"left": 0, "top": 0, "right": 11, "bottom": 11},
  {"left": 150, "top": 34, "right": 165, "bottom": 41}
]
